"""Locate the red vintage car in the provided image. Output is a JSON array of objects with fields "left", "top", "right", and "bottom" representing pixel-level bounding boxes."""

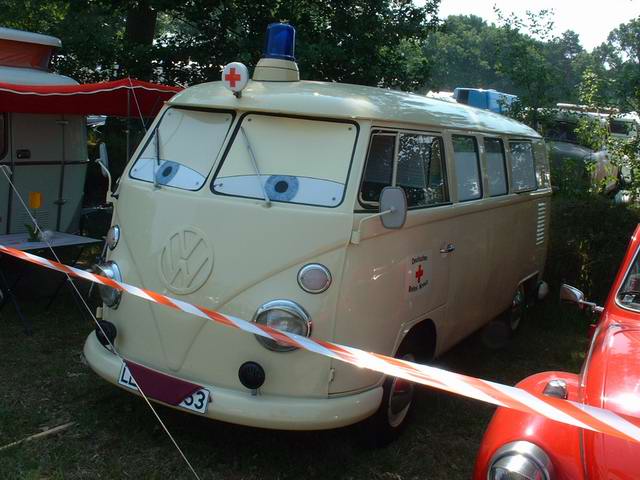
[{"left": 474, "top": 225, "right": 640, "bottom": 480}]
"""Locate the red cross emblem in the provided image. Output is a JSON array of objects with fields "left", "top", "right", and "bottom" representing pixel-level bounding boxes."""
[
  {"left": 415, "top": 264, "right": 424, "bottom": 283},
  {"left": 222, "top": 62, "right": 248, "bottom": 93},
  {"left": 224, "top": 67, "right": 242, "bottom": 88}
]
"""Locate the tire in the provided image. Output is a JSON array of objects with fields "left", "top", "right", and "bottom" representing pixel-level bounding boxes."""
[
  {"left": 360, "top": 350, "right": 417, "bottom": 447},
  {"left": 481, "top": 284, "right": 526, "bottom": 349}
]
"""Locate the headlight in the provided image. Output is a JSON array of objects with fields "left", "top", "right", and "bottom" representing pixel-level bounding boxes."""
[
  {"left": 488, "top": 441, "right": 553, "bottom": 480},
  {"left": 106, "top": 225, "right": 120, "bottom": 250},
  {"left": 96, "top": 261, "right": 122, "bottom": 308},
  {"left": 253, "top": 300, "right": 311, "bottom": 352}
]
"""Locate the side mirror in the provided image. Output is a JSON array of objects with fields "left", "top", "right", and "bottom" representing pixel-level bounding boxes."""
[
  {"left": 560, "top": 284, "right": 585, "bottom": 305},
  {"left": 379, "top": 186, "right": 407, "bottom": 229},
  {"left": 97, "top": 143, "right": 109, "bottom": 177},
  {"left": 560, "top": 283, "right": 604, "bottom": 313}
]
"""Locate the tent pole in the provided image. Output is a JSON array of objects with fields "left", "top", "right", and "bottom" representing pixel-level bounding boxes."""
[{"left": 126, "top": 88, "right": 131, "bottom": 161}]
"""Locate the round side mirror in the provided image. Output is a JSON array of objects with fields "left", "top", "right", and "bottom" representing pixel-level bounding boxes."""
[{"left": 379, "top": 186, "right": 407, "bottom": 229}]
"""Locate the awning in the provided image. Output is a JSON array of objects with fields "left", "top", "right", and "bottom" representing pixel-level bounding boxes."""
[{"left": 0, "top": 78, "right": 182, "bottom": 117}]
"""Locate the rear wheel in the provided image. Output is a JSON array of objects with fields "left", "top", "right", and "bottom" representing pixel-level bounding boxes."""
[{"left": 482, "top": 284, "right": 527, "bottom": 349}]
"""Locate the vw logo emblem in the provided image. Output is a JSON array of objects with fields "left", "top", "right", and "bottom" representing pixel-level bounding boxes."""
[{"left": 159, "top": 227, "right": 214, "bottom": 294}]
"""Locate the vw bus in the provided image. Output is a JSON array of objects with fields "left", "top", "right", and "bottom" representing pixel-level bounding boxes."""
[{"left": 84, "top": 24, "right": 551, "bottom": 441}]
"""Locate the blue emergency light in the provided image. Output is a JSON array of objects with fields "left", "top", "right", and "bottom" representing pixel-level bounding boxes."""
[{"left": 263, "top": 23, "right": 296, "bottom": 62}]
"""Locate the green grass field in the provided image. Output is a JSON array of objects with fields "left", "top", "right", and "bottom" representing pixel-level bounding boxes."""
[
  {"left": 0, "top": 286, "right": 591, "bottom": 480},
  {"left": 2, "top": 195, "right": 635, "bottom": 479}
]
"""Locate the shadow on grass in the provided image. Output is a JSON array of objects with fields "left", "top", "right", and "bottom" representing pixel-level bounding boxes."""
[{"left": 0, "top": 291, "right": 591, "bottom": 480}]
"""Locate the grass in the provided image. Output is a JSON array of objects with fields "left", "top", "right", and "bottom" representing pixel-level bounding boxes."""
[
  {"left": 0, "top": 281, "right": 592, "bottom": 480},
  {"left": 1, "top": 194, "right": 633, "bottom": 480}
]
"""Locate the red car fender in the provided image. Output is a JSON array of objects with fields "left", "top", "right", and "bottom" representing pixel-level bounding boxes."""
[{"left": 473, "top": 371, "right": 585, "bottom": 480}]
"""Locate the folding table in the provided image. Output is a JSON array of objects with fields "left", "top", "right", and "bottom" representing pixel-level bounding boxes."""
[{"left": 0, "top": 231, "right": 102, "bottom": 334}]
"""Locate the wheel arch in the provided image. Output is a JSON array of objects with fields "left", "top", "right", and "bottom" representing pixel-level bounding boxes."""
[{"left": 397, "top": 318, "right": 437, "bottom": 362}]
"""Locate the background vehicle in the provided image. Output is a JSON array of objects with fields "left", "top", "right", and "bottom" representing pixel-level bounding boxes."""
[{"left": 474, "top": 224, "right": 640, "bottom": 480}]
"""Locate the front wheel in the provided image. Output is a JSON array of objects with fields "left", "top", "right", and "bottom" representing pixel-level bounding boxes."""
[{"left": 360, "top": 352, "right": 416, "bottom": 447}]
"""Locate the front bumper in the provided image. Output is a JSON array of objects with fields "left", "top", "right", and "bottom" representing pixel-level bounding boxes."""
[{"left": 83, "top": 332, "right": 382, "bottom": 430}]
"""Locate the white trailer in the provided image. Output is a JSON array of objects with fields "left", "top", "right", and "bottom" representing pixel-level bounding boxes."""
[{"left": 0, "top": 27, "right": 87, "bottom": 234}]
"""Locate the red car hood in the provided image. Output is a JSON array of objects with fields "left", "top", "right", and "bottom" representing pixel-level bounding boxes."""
[{"left": 582, "top": 321, "right": 640, "bottom": 479}]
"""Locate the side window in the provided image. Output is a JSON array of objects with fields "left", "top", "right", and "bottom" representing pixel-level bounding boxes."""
[
  {"left": 533, "top": 141, "right": 551, "bottom": 189},
  {"left": 484, "top": 138, "right": 508, "bottom": 196},
  {"left": 0, "top": 114, "right": 6, "bottom": 160},
  {"left": 452, "top": 135, "right": 482, "bottom": 201},
  {"left": 509, "top": 141, "right": 537, "bottom": 192},
  {"left": 360, "top": 133, "right": 395, "bottom": 204},
  {"left": 396, "top": 133, "right": 448, "bottom": 207}
]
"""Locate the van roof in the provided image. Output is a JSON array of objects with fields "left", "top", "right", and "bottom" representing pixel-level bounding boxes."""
[{"left": 170, "top": 80, "right": 541, "bottom": 138}]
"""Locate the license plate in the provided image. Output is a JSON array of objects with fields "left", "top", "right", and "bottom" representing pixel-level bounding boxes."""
[{"left": 118, "top": 364, "right": 210, "bottom": 414}]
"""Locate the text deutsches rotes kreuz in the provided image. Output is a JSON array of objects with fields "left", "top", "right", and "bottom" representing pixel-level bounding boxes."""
[{"left": 408, "top": 255, "right": 429, "bottom": 293}]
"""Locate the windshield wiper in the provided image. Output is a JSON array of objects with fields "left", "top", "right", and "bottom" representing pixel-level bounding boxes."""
[
  {"left": 153, "top": 128, "right": 161, "bottom": 189},
  {"left": 240, "top": 126, "right": 271, "bottom": 208}
]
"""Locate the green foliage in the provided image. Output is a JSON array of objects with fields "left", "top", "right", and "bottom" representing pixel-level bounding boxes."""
[
  {"left": 547, "top": 195, "right": 640, "bottom": 302},
  {"left": 0, "top": 0, "right": 441, "bottom": 89}
]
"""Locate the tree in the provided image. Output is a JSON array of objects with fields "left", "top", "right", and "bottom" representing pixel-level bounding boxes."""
[{"left": 0, "top": 0, "right": 441, "bottom": 89}]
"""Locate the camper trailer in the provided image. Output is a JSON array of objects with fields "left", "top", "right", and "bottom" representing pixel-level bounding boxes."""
[
  {"left": 84, "top": 24, "right": 551, "bottom": 441},
  {"left": 0, "top": 27, "right": 87, "bottom": 234}
]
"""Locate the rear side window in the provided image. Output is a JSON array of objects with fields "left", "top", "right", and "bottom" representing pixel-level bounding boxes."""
[
  {"left": 484, "top": 138, "right": 508, "bottom": 196},
  {"left": 396, "top": 134, "right": 447, "bottom": 207},
  {"left": 360, "top": 131, "right": 448, "bottom": 208},
  {"left": 452, "top": 135, "right": 481, "bottom": 201},
  {"left": 509, "top": 141, "right": 537, "bottom": 192}
]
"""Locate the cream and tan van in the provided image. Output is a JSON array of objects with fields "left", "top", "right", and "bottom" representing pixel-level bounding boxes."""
[{"left": 84, "top": 24, "right": 551, "bottom": 442}]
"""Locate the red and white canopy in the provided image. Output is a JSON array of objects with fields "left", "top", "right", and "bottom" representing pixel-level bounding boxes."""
[{"left": 0, "top": 78, "right": 182, "bottom": 117}]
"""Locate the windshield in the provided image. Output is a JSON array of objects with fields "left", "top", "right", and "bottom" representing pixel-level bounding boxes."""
[
  {"left": 130, "top": 107, "right": 233, "bottom": 190},
  {"left": 617, "top": 250, "right": 640, "bottom": 312},
  {"left": 211, "top": 114, "right": 357, "bottom": 207}
]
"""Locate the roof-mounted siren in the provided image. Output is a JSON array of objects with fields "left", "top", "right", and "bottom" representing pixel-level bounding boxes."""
[{"left": 253, "top": 23, "right": 300, "bottom": 82}]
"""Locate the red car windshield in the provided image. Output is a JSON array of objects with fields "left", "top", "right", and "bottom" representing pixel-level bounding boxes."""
[{"left": 617, "top": 248, "right": 640, "bottom": 312}]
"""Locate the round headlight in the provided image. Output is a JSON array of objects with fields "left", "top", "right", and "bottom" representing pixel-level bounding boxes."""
[
  {"left": 96, "top": 261, "right": 123, "bottom": 308},
  {"left": 488, "top": 441, "right": 552, "bottom": 480},
  {"left": 253, "top": 300, "right": 311, "bottom": 352},
  {"left": 106, "top": 225, "right": 120, "bottom": 250},
  {"left": 297, "top": 264, "right": 331, "bottom": 294}
]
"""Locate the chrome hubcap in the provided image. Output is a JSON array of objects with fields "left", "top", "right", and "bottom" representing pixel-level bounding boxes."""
[{"left": 387, "top": 353, "right": 415, "bottom": 428}]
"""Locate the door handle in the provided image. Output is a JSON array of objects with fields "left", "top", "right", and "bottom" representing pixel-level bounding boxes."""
[{"left": 440, "top": 243, "right": 455, "bottom": 254}]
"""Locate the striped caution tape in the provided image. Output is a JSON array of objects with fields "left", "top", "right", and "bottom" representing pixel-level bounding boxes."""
[{"left": 2, "top": 243, "right": 640, "bottom": 444}]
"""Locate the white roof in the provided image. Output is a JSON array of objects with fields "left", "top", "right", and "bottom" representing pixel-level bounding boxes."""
[
  {"left": 0, "top": 27, "right": 61, "bottom": 48},
  {"left": 171, "top": 80, "right": 540, "bottom": 138},
  {"left": 0, "top": 65, "right": 77, "bottom": 85}
]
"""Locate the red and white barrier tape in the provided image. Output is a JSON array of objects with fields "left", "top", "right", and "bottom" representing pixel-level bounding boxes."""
[{"left": 3, "top": 243, "right": 640, "bottom": 444}]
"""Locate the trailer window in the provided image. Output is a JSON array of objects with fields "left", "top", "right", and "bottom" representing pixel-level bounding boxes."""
[
  {"left": 361, "top": 133, "right": 395, "bottom": 204},
  {"left": 509, "top": 141, "right": 537, "bottom": 192},
  {"left": 0, "top": 114, "right": 6, "bottom": 160},
  {"left": 396, "top": 133, "right": 447, "bottom": 207},
  {"left": 452, "top": 135, "right": 482, "bottom": 201},
  {"left": 130, "top": 107, "right": 233, "bottom": 191},
  {"left": 484, "top": 138, "right": 508, "bottom": 196}
]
